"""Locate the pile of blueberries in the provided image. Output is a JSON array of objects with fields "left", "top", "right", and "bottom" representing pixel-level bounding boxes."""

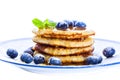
[
  {"left": 6, "top": 46, "right": 115, "bottom": 65},
  {"left": 56, "top": 20, "right": 86, "bottom": 30}
]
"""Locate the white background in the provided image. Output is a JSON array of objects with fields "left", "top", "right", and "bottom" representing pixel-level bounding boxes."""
[{"left": 0, "top": 0, "right": 120, "bottom": 80}]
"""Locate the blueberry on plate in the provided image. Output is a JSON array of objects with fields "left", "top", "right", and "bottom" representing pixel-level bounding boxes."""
[
  {"left": 85, "top": 55, "right": 103, "bottom": 65},
  {"left": 74, "top": 21, "right": 86, "bottom": 28},
  {"left": 97, "top": 56, "right": 103, "bottom": 63},
  {"left": 56, "top": 21, "right": 68, "bottom": 30},
  {"left": 6, "top": 48, "right": 18, "bottom": 59},
  {"left": 103, "top": 47, "right": 115, "bottom": 58},
  {"left": 20, "top": 53, "right": 33, "bottom": 63},
  {"left": 33, "top": 54, "right": 45, "bottom": 64},
  {"left": 48, "top": 57, "right": 62, "bottom": 65},
  {"left": 24, "top": 47, "right": 34, "bottom": 56}
]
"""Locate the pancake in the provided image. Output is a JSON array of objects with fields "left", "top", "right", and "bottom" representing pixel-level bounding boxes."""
[
  {"left": 34, "top": 51, "right": 93, "bottom": 64},
  {"left": 33, "top": 36, "right": 94, "bottom": 48},
  {"left": 31, "top": 19, "right": 97, "bottom": 65},
  {"left": 32, "top": 29, "right": 95, "bottom": 39},
  {"left": 34, "top": 43, "right": 94, "bottom": 56}
]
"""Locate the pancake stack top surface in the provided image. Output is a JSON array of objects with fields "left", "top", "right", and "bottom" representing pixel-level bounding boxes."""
[{"left": 32, "top": 18, "right": 95, "bottom": 65}]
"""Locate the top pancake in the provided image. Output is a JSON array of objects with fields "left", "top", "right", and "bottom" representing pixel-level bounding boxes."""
[{"left": 32, "top": 29, "right": 95, "bottom": 39}]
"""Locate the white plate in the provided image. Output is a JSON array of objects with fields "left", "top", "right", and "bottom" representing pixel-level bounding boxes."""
[{"left": 0, "top": 38, "right": 120, "bottom": 73}]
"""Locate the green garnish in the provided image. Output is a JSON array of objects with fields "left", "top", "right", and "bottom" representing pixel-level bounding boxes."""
[{"left": 32, "top": 18, "right": 56, "bottom": 29}]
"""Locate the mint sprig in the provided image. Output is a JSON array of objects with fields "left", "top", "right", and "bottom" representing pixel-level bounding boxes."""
[
  {"left": 32, "top": 18, "right": 43, "bottom": 29},
  {"left": 32, "top": 18, "right": 56, "bottom": 29}
]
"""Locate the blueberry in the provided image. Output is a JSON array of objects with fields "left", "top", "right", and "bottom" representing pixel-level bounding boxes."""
[
  {"left": 86, "top": 55, "right": 103, "bottom": 65},
  {"left": 24, "top": 47, "right": 34, "bottom": 56},
  {"left": 33, "top": 54, "right": 45, "bottom": 64},
  {"left": 20, "top": 53, "right": 33, "bottom": 63},
  {"left": 73, "top": 20, "right": 77, "bottom": 27},
  {"left": 74, "top": 21, "right": 86, "bottom": 28},
  {"left": 48, "top": 57, "right": 62, "bottom": 65},
  {"left": 64, "top": 20, "right": 74, "bottom": 27},
  {"left": 97, "top": 56, "right": 103, "bottom": 63},
  {"left": 6, "top": 48, "right": 18, "bottom": 59},
  {"left": 103, "top": 47, "right": 115, "bottom": 58},
  {"left": 56, "top": 21, "right": 68, "bottom": 30}
]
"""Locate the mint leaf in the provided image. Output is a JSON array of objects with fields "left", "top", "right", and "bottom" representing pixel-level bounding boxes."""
[
  {"left": 49, "top": 21, "right": 56, "bottom": 29},
  {"left": 43, "top": 19, "right": 49, "bottom": 28},
  {"left": 43, "top": 19, "right": 56, "bottom": 29},
  {"left": 32, "top": 18, "right": 57, "bottom": 29},
  {"left": 32, "top": 18, "right": 43, "bottom": 29}
]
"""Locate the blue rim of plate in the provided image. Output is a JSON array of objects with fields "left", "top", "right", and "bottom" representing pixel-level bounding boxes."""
[{"left": 0, "top": 38, "right": 120, "bottom": 69}]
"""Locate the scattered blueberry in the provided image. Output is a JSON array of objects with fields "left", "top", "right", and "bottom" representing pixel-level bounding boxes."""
[
  {"left": 48, "top": 57, "right": 62, "bottom": 65},
  {"left": 6, "top": 48, "right": 18, "bottom": 59},
  {"left": 56, "top": 21, "right": 68, "bottom": 30},
  {"left": 20, "top": 53, "right": 33, "bottom": 63},
  {"left": 74, "top": 21, "right": 86, "bottom": 28},
  {"left": 103, "top": 47, "right": 115, "bottom": 58},
  {"left": 97, "top": 56, "right": 103, "bottom": 63},
  {"left": 24, "top": 47, "right": 34, "bottom": 56},
  {"left": 34, "top": 54, "right": 45, "bottom": 64},
  {"left": 86, "top": 55, "right": 103, "bottom": 65}
]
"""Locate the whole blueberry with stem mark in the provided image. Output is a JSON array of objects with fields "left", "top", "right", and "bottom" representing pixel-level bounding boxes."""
[
  {"left": 48, "top": 57, "right": 62, "bottom": 65},
  {"left": 6, "top": 48, "right": 18, "bottom": 59},
  {"left": 56, "top": 21, "right": 68, "bottom": 30},
  {"left": 20, "top": 53, "right": 33, "bottom": 63},
  {"left": 86, "top": 55, "right": 103, "bottom": 65},
  {"left": 103, "top": 47, "right": 115, "bottom": 58},
  {"left": 74, "top": 21, "right": 86, "bottom": 29},
  {"left": 24, "top": 46, "right": 34, "bottom": 56},
  {"left": 34, "top": 54, "right": 45, "bottom": 64}
]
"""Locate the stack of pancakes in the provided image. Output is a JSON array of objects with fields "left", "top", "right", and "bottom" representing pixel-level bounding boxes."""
[{"left": 32, "top": 29, "right": 95, "bottom": 65}]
